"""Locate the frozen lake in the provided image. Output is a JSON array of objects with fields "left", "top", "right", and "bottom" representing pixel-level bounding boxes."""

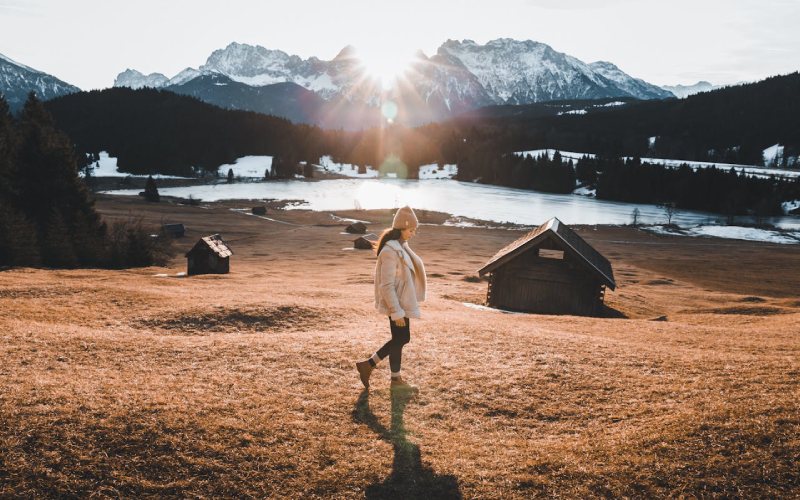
[{"left": 103, "top": 178, "right": 799, "bottom": 230}]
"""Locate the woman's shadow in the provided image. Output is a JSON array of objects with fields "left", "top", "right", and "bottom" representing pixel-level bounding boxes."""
[{"left": 352, "top": 389, "right": 462, "bottom": 499}]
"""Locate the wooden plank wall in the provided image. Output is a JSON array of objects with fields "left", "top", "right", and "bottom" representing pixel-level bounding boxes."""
[{"left": 487, "top": 244, "right": 603, "bottom": 315}]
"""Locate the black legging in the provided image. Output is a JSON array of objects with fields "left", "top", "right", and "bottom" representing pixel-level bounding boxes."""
[{"left": 376, "top": 318, "right": 410, "bottom": 373}]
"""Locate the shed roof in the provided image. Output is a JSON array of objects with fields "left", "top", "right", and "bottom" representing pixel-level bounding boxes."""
[
  {"left": 477, "top": 218, "right": 615, "bottom": 289},
  {"left": 185, "top": 234, "right": 233, "bottom": 258},
  {"left": 354, "top": 233, "right": 378, "bottom": 242}
]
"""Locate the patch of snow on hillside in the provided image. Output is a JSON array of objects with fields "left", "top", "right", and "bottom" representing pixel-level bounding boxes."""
[
  {"left": 645, "top": 224, "right": 799, "bottom": 244},
  {"left": 419, "top": 164, "right": 457, "bottom": 179},
  {"left": 573, "top": 186, "right": 596, "bottom": 197},
  {"left": 515, "top": 149, "right": 799, "bottom": 178},
  {"left": 783, "top": 200, "right": 800, "bottom": 214},
  {"left": 515, "top": 150, "right": 593, "bottom": 161},
  {"left": 558, "top": 109, "right": 587, "bottom": 115},
  {"left": 648, "top": 136, "right": 657, "bottom": 148},
  {"left": 318, "top": 156, "right": 379, "bottom": 178},
  {"left": 763, "top": 144, "right": 784, "bottom": 166},
  {"left": 602, "top": 101, "right": 626, "bottom": 107},
  {"left": 304, "top": 73, "right": 337, "bottom": 93},
  {"left": 219, "top": 156, "right": 273, "bottom": 178},
  {"left": 83, "top": 152, "right": 191, "bottom": 179},
  {"left": 637, "top": 156, "right": 800, "bottom": 178},
  {"left": 228, "top": 74, "right": 286, "bottom": 86}
]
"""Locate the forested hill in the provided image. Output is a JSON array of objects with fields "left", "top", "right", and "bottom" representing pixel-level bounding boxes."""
[
  {"left": 452, "top": 72, "right": 800, "bottom": 166},
  {"left": 45, "top": 88, "right": 326, "bottom": 177},
  {"left": 42, "top": 73, "right": 800, "bottom": 180}
]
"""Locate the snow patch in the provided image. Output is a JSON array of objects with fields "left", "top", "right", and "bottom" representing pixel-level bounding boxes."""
[
  {"left": 329, "top": 214, "right": 371, "bottom": 224},
  {"left": 514, "top": 150, "right": 800, "bottom": 178},
  {"left": 318, "top": 156, "right": 379, "bottom": 178},
  {"left": 782, "top": 200, "right": 800, "bottom": 214},
  {"left": 83, "top": 152, "right": 191, "bottom": 179},
  {"left": 516, "top": 149, "right": 592, "bottom": 161},
  {"left": 573, "top": 186, "right": 596, "bottom": 197},
  {"left": 644, "top": 224, "right": 799, "bottom": 244},
  {"left": 763, "top": 144, "right": 784, "bottom": 167},
  {"left": 219, "top": 156, "right": 273, "bottom": 178},
  {"left": 419, "top": 163, "right": 458, "bottom": 179},
  {"left": 558, "top": 109, "right": 587, "bottom": 115}
]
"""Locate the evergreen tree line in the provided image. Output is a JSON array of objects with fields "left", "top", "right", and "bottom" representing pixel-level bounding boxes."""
[
  {"left": 0, "top": 93, "right": 172, "bottom": 268},
  {"left": 444, "top": 73, "right": 800, "bottom": 166},
  {"left": 580, "top": 156, "right": 800, "bottom": 215},
  {"left": 455, "top": 150, "right": 576, "bottom": 193},
  {"left": 440, "top": 143, "right": 798, "bottom": 215},
  {"left": 45, "top": 88, "right": 327, "bottom": 177}
]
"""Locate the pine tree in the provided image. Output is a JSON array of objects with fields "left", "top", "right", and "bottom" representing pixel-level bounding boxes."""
[
  {"left": 227, "top": 168, "right": 234, "bottom": 183},
  {"left": 15, "top": 93, "right": 106, "bottom": 266},
  {"left": 40, "top": 209, "right": 78, "bottom": 268},
  {"left": 144, "top": 175, "right": 160, "bottom": 202},
  {"left": 0, "top": 94, "right": 15, "bottom": 204},
  {"left": 0, "top": 203, "right": 40, "bottom": 267}
]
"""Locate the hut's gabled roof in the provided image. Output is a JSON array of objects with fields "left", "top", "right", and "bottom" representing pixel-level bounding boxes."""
[
  {"left": 477, "top": 218, "right": 615, "bottom": 289},
  {"left": 355, "top": 233, "right": 378, "bottom": 243},
  {"left": 185, "top": 234, "right": 233, "bottom": 258}
]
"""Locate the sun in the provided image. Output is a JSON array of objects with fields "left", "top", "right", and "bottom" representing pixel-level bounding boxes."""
[{"left": 355, "top": 45, "right": 416, "bottom": 90}]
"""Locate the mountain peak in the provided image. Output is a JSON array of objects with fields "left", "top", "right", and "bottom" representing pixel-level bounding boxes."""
[
  {"left": 113, "top": 69, "right": 169, "bottom": 89},
  {"left": 333, "top": 45, "right": 358, "bottom": 61},
  {"left": 0, "top": 52, "right": 39, "bottom": 73},
  {"left": 590, "top": 61, "right": 619, "bottom": 70},
  {"left": 0, "top": 53, "right": 80, "bottom": 111}
]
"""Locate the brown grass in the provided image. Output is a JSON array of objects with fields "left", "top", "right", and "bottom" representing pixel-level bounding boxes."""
[{"left": 0, "top": 195, "right": 798, "bottom": 498}]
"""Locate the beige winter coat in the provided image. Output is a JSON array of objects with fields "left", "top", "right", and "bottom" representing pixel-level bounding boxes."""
[{"left": 374, "top": 239, "right": 427, "bottom": 320}]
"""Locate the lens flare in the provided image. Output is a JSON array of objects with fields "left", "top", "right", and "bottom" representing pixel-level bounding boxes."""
[
  {"left": 355, "top": 46, "right": 415, "bottom": 90},
  {"left": 381, "top": 100, "right": 398, "bottom": 122},
  {"left": 379, "top": 154, "right": 408, "bottom": 179}
]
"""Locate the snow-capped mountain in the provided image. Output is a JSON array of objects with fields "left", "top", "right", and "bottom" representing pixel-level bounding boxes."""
[
  {"left": 0, "top": 52, "right": 80, "bottom": 111},
  {"left": 114, "top": 38, "right": 673, "bottom": 126},
  {"left": 167, "top": 68, "right": 202, "bottom": 86},
  {"left": 200, "top": 43, "right": 337, "bottom": 95},
  {"left": 661, "top": 81, "right": 723, "bottom": 98},
  {"left": 437, "top": 39, "right": 673, "bottom": 103},
  {"left": 113, "top": 69, "right": 169, "bottom": 89},
  {"left": 588, "top": 61, "right": 674, "bottom": 100}
]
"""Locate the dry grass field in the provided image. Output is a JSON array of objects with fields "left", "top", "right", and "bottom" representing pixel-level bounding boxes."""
[{"left": 1, "top": 195, "right": 798, "bottom": 498}]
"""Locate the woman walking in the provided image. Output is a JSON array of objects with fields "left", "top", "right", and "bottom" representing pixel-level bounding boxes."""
[{"left": 356, "top": 206, "right": 426, "bottom": 391}]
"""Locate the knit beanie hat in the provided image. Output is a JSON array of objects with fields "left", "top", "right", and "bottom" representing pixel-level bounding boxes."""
[{"left": 392, "top": 206, "right": 419, "bottom": 230}]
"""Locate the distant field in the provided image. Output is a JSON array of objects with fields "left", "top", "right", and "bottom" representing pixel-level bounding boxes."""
[{"left": 1, "top": 196, "right": 798, "bottom": 498}]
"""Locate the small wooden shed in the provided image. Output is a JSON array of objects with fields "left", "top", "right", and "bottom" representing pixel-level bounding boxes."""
[
  {"left": 252, "top": 206, "right": 267, "bottom": 215},
  {"left": 186, "top": 234, "right": 233, "bottom": 276},
  {"left": 162, "top": 223, "right": 185, "bottom": 238},
  {"left": 346, "top": 222, "right": 367, "bottom": 234},
  {"left": 477, "top": 218, "right": 615, "bottom": 316},
  {"left": 354, "top": 233, "right": 378, "bottom": 250}
]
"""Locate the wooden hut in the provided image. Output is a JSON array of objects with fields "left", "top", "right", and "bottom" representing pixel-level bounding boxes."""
[
  {"left": 186, "top": 234, "right": 233, "bottom": 276},
  {"left": 251, "top": 206, "right": 267, "bottom": 215},
  {"left": 477, "top": 218, "right": 615, "bottom": 316},
  {"left": 346, "top": 222, "right": 367, "bottom": 234},
  {"left": 354, "top": 233, "right": 378, "bottom": 250},
  {"left": 162, "top": 223, "right": 185, "bottom": 238}
]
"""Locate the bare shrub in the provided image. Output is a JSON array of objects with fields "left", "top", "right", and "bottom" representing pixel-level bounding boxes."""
[{"left": 106, "top": 218, "right": 175, "bottom": 268}]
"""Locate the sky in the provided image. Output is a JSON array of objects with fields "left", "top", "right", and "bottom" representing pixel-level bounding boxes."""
[{"left": 1, "top": 0, "right": 799, "bottom": 90}]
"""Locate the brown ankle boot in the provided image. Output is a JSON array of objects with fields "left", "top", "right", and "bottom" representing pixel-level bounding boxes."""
[
  {"left": 356, "top": 361, "right": 373, "bottom": 389},
  {"left": 390, "top": 376, "right": 417, "bottom": 393}
]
